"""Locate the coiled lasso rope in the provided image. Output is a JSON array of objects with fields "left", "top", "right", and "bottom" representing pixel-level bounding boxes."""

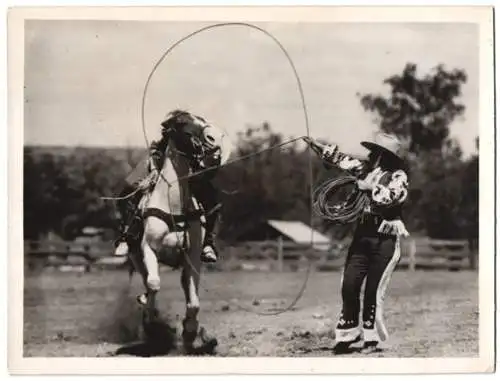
[
  {"left": 140, "top": 22, "right": 315, "bottom": 316},
  {"left": 312, "top": 176, "right": 370, "bottom": 224},
  {"left": 304, "top": 137, "right": 370, "bottom": 224}
]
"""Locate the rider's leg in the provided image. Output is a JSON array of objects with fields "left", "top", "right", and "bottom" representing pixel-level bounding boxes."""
[
  {"left": 201, "top": 206, "right": 221, "bottom": 262},
  {"left": 114, "top": 183, "right": 143, "bottom": 256},
  {"left": 188, "top": 176, "right": 221, "bottom": 263}
]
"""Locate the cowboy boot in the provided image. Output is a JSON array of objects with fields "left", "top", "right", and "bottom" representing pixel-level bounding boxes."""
[
  {"left": 114, "top": 204, "right": 132, "bottom": 257},
  {"left": 332, "top": 334, "right": 362, "bottom": 355},
  {"left": 114, "top": 215, "right": 143, "bottom": 257},
  {"left": 114, "top": 237, "right": 130, "bottom": 257},
  {"left": 187, "top": 176, "right": 222, "bottom": 264},
  {"left": 114, "top": 188, "right": 143, "bottom": 256}
]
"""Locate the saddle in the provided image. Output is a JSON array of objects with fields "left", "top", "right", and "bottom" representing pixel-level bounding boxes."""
[{"left": 142, "top": 206, "right": 205, "bottom": 233}]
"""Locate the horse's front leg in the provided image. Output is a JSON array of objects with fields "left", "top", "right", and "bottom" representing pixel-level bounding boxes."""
[{"left": 180, "top": 220, "right": 203, "bottom": 352}]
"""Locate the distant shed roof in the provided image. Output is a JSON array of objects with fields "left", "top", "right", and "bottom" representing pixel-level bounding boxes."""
[{"left": 267, "top": 220, "right": 331, "bottom": 250}]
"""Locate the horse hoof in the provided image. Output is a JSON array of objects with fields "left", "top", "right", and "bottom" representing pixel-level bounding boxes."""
[
  {"left": 199, "top": 326, "right": 218, "bottom": 349},
  {"left": 182, "top": 326, "right": 218, "bottom": 355},
  {"left": 182, "top": 329, "right": 198, "bottom": 346}
]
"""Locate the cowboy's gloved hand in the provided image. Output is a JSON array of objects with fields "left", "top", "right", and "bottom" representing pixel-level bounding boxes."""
[
  {"left": 357, "top": 167, "right": 382, "bottom": 191},
  {"left": 138, "top": 169, "right": 159, "bottom": 191},
  {"left": 151, "top": 167, "right": 160, "bottom": 179},
  {"left": 137, "top": 176, "right": 151, "bottom": 191},
  {"left": 321, "top": 144, "right": 341, "bottom": 163},
  {"left": 146, "top": 157, "right": 155, "bottom": 172},
  {"left": 357, "top": 179, "right": 372, "bottom": 191},
  {"left": 147, "top": 156, "right": 162, "bottom": 176}
]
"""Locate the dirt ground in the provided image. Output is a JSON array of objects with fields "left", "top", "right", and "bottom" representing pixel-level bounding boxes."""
[{"left": 23, "top": 268, "right": 479, "bottom": 357}]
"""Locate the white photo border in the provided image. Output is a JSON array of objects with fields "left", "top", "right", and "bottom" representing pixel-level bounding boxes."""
[{"left": 7, "top": 5, "right": 495, "bottom": 375}]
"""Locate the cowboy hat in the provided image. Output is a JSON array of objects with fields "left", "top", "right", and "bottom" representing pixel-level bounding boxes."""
[{"left": 360, "top": 132, "right": 404, "bottom": 161}]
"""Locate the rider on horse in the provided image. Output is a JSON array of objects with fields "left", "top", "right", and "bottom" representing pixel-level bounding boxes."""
[{"left": 114, "top": 109, "right": 231, "bottom": 264}]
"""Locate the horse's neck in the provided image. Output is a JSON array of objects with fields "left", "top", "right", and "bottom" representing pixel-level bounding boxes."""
[
  {"left": 140, "top": 147, "right": 196, "bottom": 215},
  {"left": 161, "top": 147, "right": 191, "bottom": 183}
]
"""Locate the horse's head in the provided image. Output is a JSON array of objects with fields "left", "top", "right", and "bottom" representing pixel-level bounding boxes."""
[{"left": 161, "top": 110, "right": 227, "bottom": 173}]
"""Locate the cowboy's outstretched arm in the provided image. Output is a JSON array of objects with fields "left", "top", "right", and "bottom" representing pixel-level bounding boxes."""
[
  {"left": 305, "top": 138, "right": 364, "bottom": 175},
  {"left": 328, "top": 150, "right": 365, "bottom": 175}
]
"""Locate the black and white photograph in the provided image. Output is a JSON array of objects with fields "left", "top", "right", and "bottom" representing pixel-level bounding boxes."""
[{"left": 7, "top": 5, "right": 495, "bottom": 375}]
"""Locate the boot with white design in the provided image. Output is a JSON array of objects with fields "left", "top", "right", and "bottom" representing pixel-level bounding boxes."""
[
  {"left": 201, "top": 244, "right": 218, "bottom": 263},
  {"left": 114, "top": 240, "right": 129, "bottom": 257}
]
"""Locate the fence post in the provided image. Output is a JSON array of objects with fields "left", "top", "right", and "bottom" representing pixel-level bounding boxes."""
[
  {"left": 277, "top": 236, "right": 284, "bottom": 272},
  {"left": 408, "top": 238, "right": 416, "bottom": 272}
]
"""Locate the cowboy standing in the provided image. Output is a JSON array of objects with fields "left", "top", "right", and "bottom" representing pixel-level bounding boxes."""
[
  {"left": 307, "top": 132, "right": 410, "bottom": 354},
  {"left": 114, "top": 109, "right": 231, "bottom": 264}
]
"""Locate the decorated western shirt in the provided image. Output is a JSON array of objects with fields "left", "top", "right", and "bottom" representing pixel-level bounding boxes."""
[{"left": 329, "top": 150, "right": 410, "bottom": 237}]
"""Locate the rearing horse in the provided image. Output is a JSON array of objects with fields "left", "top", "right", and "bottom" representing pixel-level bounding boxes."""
[{"left": 128, "top": 138, "right": 210, "bottom": 352}]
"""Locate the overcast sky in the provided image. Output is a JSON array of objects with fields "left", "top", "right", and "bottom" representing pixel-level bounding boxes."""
[{"left": 24, "top": 20, "right": 478, "bottom": 157}]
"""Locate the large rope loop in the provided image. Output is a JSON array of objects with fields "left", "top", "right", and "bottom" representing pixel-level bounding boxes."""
[{"left": 139, "top": 22, "right": 314, "bottom": 316}]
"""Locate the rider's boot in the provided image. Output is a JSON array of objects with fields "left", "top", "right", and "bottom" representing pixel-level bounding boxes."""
[
  {"left": 114, "top": 215, "right": 130, "bottom": 256},
  {"left": 114, "top": 184, "right": 143, "bottom": 257},
  {"left": 201, "top": 242, "right": 218, "bottom": 263},
  {"left": 188, "top": 176, "right": 222, "bottom": 264},
  {"left": 114, "top": 216, "right": 131, "bottom": 256},
  {"left": 114, "top": 216, "right": 142, "bottom": 257},
  {"left": 114, "top": 241, "right": 129, "bottom": 257}
]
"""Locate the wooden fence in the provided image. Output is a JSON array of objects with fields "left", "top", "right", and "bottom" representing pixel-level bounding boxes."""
[
  {"left": 24, "top": 236, "right": 477, "bottom": 273},
  {"left": 24, "top": 240, "right": 125, "bottom": 272},
  {"left": 216, "top": 237, "right": 477, "bottom": 272}
]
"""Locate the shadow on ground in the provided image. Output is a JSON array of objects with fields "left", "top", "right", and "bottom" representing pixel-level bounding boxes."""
[
  {"left": 106, "top": 294, "right": 218, "bottom": 357},
  {"left": 112, "top": 322, "right": 218, "bottom": 357}
]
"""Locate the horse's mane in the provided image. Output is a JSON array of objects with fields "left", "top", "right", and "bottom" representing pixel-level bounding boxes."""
[{"left": 161, "top": 109, "right": 207, "bottom": 129}]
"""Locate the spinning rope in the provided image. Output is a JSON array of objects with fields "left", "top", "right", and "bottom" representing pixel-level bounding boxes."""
[
  {"left": 140, "top": 22, "right": 314, "bottom": 316},
  {"left": 136, "top": 22, "right": 368, "bottom": 316}
]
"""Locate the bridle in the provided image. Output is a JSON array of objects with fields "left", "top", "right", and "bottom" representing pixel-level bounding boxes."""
[{"left": 160, "top": 121, "right": 221, "bottom": 173}]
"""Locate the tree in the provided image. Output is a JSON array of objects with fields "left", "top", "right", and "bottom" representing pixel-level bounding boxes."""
[
  {"left": 358, "top": 63, "right": 477, "bottom": 240},
  {"left": 214, "top": 122, "right": 330, "bottom": 241},
  {"left": 24, "top": 149, "right": 74, "bottom": 239},
  {"left": 23, "top": 146, "right": 130, "bottom": 240},
  {"left": 359, "top": 63, "right": 467, "bottom": 155}
]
